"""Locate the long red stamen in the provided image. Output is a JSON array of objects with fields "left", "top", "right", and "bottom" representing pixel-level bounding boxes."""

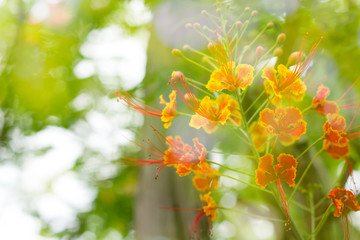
[
  {"left": 115, "top": 90, "right": 162, "bottom": 117},
  {"left": 121, "top": 157, "right": 163, "bottom": 166},
  {"left": 168, "top": 73, "right": 199, "bottom": 111},
  {"left": 155, "top": 164, "right": 166, "bottom": 179},
  {"left": 191, "top": 211, "right": 205, "bottom": 240},
  {"left": 286, "top": 34, "right": 323, "bottom": 87},
  {"left": 346, "top": 104, "right": 360, "bottom": 131},
  {"left": 275, "top": 178, "right": 290, "bottom": 224},
  {"left": 337, "top": 76, "right": 360, "bottom": 103}
]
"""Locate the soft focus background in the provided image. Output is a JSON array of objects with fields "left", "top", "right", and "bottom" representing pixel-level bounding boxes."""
[{"left": 1, "top": 0, "right": 360, "bottom": 239}]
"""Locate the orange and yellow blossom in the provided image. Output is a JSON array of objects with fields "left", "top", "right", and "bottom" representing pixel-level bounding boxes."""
[
  {"left": 189, "top": 94, "right": 242, "bottom": 134},
  {"left": 200, "top": 192, "right": 217, "bottom": 221},
  {"left": 312, "top": 84, "right": 339, "bottom": 116},
  {"left": 191, "top": 192, "right": 217, "bottom": 238},
  {"left": 256, "top": 153, "right": 297, "bottom": 223},
  {"left": 206, "top": 62, "right": 254, "bottom": 92},
  {"left": 250, "top": 121, "right": 269, "bottom": 152},
  {"left": 328, "top": 188, "right": 360, "bottom": 217},
  {"left": 122, "top": 128, "right": 206, "bottom": 179},
  {"left": 192, "top": 164, "right": 220, "bottom": 192},
  {"left": 255, "top": 153, "right": 297, "bottom": 188},
  {"left": 115, "top": 89, "right": 177, "bottom": 129},
  {"left": 159, "top": 90, "right": 177, "bottom": 128},
  {"left": 323, "top": 114, "right": 350, "bottom": 159},
  {"left": 328, "top": 188, "right": 360, "bottom": 240},
  {"left": 262, "top": 64, "right": 307, "bottom": 106},
  {"left": 259, "top": 106, "right": 306, "bottom": 146}
]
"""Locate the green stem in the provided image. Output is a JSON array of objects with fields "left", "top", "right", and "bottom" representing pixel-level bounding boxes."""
[
  {"left": 217, "top": 206, "right": 286, "bottom": 223},
  {"left": 289, "top": 149, "right": 324, "bottom": 201},
  {"left": 302, "top": 105, "right": 313, "bottom": 114},
  {"left": 291, "top": 200, "right": 311, "bottom": 213},
  {"left": 309, "top": 191, "right": 315, "bottom": 240},
  {"left": 245, "top": 91, "right": 266, "bottom": 114},
  {"left": 206, "top": 151, "right": 255, "bottom": 159},
  {"left": 296, "top": 136, "right": 324, "bottom": 161},
  {"left": 307, "top": 204, "right": 332, "bottom": 239},
  {"left": 207, "top": 160, "right": 255, "bottom": 177},
  {"left": 248, "top": 99, "right": 269, "bottom": 124},
  {"left": 220, "top": 174, "right": 272, "bottom": 194},
  {"left": 181, "top": 55, "right": 213, "bottom": 73},
  {"left": 269, "top": 183, "right": 305, "bottom": 240}
]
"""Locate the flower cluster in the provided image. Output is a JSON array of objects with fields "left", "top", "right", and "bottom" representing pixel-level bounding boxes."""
[{"left": 116, "top": 4, "right": 360, "bottom": 239}]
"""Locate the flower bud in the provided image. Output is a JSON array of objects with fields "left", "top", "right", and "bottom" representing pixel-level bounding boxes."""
[
  {"left": 287, "top": 51, "right": 304, "bottom": 66},
  {"left": 193, "top": 22, "right": 201, "bottom": 29},
  {"left": 277, "top": 33, "right": 286, "bottom": 43},
  {"left": 172, "top": 49, "right": 183, "bottom": 57},
  {"left": 245, "top": 7, "right": 250, "bottom": 11},
  {"left": 266, "top": 22, "right": 274, "bottom": 29},
  {"left": 185, "top": 23, "right": 192, "bottom": 29},
  {"left": 274, "top": 47, "right": 283, "bottom": 57},
  {"left": 251, "top": 10, "right": 258, "bottom": 16},
  {"left": 208, "top": 42, "right": 215, "bottom": 51},
  {"left": 256, "top": 46, "right": 265, "bottom": 59},
  {"left": 216, "top": 8, "right": 221, "bottom": 14},
  {"left": 236, "top": 21, "right": 242, "bottom": 29},
  {"left": 171, "top": 71, "right": 185, "bottom": 84},
  {"left": 201, "top": 10, "right": 207, "bottom": 14},
  {"left": 183, "top": 45, "right": 190, "bottom": 51}
]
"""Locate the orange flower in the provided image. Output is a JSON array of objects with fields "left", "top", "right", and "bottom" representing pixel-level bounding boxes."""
[
  {"left": 312, "top": 84, "right": 339, "bottom": 116},
  {"left": 323, "top": 114, "right": 349, "bottom": 159},
  {"left": 159, "top": 90, "right": 177, "bottom": 128},
  {"left": 115, "top": 89, "right": 177, "bottom": 129},
  {"left": 189, "top": 94, "right": 242, "bottom": 134},
  {"left": 328, "top": 188, "right": 360, "bottom": 240},
  {"left": 206, "top": 62, "right": 254, "bottom": 92},
  {"left": 262, "top": 64, "right": 307, "bottom": 106},
  {"left": 122, "top": 127, "right": 206, "bottom": 179},
  {"left": 200, "top": 192, "right": 217, "bottom": 221},
  {"left": 259, "top": 106, "right": 307, "bottom": 146},
  {"left": 192, "top": 164, "right": 220, "bottom": 192},
  {"left": 255, "top": 153, "right": 297, "bottom": 188},
  {"left": 328, "top": 188, "right": 360, "bottom": 217},
  {"left": 250, "top": 121, "right": 269, "bottom": 152},
  {"left": 191, "top": 192, "right": 217, "bottom": 238},
  {"left": 255, "top": 153, "right": 297, "bottom": 223}
]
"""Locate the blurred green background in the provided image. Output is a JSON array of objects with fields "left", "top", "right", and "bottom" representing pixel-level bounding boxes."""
[{"left": 1, "top": 0, "right": 360, "bottom": 239}]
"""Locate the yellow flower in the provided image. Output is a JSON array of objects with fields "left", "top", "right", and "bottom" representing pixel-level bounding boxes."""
[
  {"left": 159, "top": 90, "right": 177, "bottom": 128},
  {"left": 262, "top": 64, "right": 306, "bottom": 106},
  {"left": 189, "top": 94, "right": 241, "bottom": 134},
  {"left": 206, "top": 62, "right": 254, "bottom": 92}
]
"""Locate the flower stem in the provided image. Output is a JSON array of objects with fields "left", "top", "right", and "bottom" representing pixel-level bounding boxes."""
[
  {"left": 309, "top": 191, "right": 315, "bottom": 240},
  {"left": 307, "top": 204, "right": 332, "bottom": 239},
  {"left": 217, "top": 206, "right": 286, "bottom": 223},
  {"left": 207, "top": 160, "right": 255, "bottom": 177},
  {"left": 296, "top": 136, "right": 324, "bottom": 161},
  {"left": 220, "top": 174, "right": 272, "bottom": 194},
  {"left": 289, "top": 149, "right": 324, "bottom": 201}
]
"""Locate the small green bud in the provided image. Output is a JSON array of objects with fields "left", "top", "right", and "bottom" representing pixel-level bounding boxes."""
[
  {"left": 277, "top": 33, "right": 286, "bottom": 43},
  {"left": 256, "top": 46, "right": 265, "bottom": 59},
  {"left": 193, "top": 22, "right": 201, "bottom": 29},
  {"left": 288, "top": 51, "right": 304, "bottom": 66},
  {"left": 266, "top": 22, "right": 274, "bottom": 29},
  {"left": 172, "top": 49, "right": 183, "bottom": 57},
  {"left": 274, "top": 47, "right": 283, "bottom": 57},
  {"left": 236, "top": 21, "right": 242, "bottom": 29}
]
